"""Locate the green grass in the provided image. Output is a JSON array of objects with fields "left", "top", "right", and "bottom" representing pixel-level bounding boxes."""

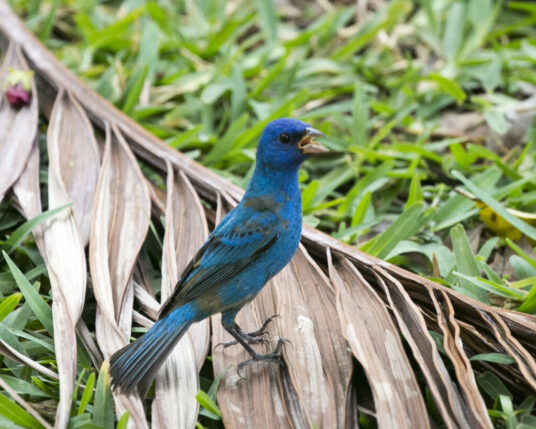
[{"left": 2, "top": 0, "right": 536, "bottom": 427}]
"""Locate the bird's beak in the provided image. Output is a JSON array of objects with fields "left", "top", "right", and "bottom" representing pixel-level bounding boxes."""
[{"left": 298, "top": 127, "right": 329, "bottom": 154}]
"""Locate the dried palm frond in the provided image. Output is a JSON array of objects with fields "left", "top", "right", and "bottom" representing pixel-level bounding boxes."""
[
  {"left": 0, "top": 3, "right": 535, "bottom": 429},
  {"left": 0, "top": 43, "right": 37, "bottom": 202}
]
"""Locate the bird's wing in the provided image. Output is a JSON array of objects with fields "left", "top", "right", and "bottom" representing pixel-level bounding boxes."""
[{"left": 159, "top": 216, "right": 279, "bottom": 318}]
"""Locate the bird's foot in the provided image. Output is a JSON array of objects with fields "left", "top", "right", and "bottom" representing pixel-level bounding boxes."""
[
  {"left": 237, "top": 338, "right": 287, "bottom": 378},
  {"left": 221, "top": 315, "right": 280, "bottom": 348}
]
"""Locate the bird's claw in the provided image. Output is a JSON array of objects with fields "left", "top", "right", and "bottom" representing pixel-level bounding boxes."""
[
  {"left": 221, "top": 335, "right": 268, "bottom": 348},
  {"left": 236, "top": 338, "right": 287, "bottom": 379},
  {"left": 253, "top": 314, "right": 280, "bottom": 335},
  {"left": 220, "top": 315, "right": 280, "bottom": 349}
]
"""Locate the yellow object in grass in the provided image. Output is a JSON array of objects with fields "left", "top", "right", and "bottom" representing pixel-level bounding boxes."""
[{"left": 457, "top": 189, "right": 536, "bottom": 242}]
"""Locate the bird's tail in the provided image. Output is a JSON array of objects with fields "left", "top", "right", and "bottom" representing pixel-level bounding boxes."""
[{"left": 109, "top": 305, "right": 195, "bottom": 394}]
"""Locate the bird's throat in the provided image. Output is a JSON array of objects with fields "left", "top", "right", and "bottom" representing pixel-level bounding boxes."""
[{"left": 246, "top": 162, "right": 300, "bottom": 202}]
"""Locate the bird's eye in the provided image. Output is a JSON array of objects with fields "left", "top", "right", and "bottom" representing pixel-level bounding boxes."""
[{"left": 279, "top": 133, "right": 291, "bottom": 144}]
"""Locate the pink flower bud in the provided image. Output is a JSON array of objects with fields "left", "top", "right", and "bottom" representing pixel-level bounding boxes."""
[
  {"left": 3, "top": 68, "right": 33, "bottom": 109},
  {"left": 5, "top": 82, "right": 31, "bottom": 108}
]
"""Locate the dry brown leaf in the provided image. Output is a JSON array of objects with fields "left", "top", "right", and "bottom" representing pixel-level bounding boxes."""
[
  {"left": 437, "top": 112, "right": 488, "bottom": 141},
  {"left": 89, "top": 124, "right": 151, "bottom": 428},
  {"left": 76, "top": 319, "right": 103, "bottom": 369},
  {"left": 0, "top": 338, "right": 58, "bottom": 380},
  {"left": 12, "top": 140, "right": 45, "bottom": 255},
  {"left": 212, "top": 299, "right": 295, "bottom": 429},
  {"left": 373, "top": 267, "right": 482, "bottom": 428},
  {"left": 0, "top": 42, "right": 38, "bottom": 202},
  {"left": 43, "top": 88, "right": 89, "bottom": 429},
  {"left": 160, "top": 164, "right": 210, "bottom": 366},
  {"left": 480, "top": 312, "right": 536, "bottom": 391},
  {"left": 152, "top": 162, "right": 210, "bottom": 429},
  {"left": 90, "top": 125, "right": 151, "bottom": 325},
  {"left": 12, "top": 88, "right": 100, "bottom": 428},
  {"left": 329, "top": 255, "right": 429, "bottom": 429},
  {"left": 134, "top": 282, "right": 160, "bottom": 317},
  {"left": 46, "top": 90, "right": 99, "bottom": 245},
  {"left": 273, "top": 246, "right": 354, "bottom": 428},
  {"left": 432, "top": 290, "right": 492, "bottom": 428}
]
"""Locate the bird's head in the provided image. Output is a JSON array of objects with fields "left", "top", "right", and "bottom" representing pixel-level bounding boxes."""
[{"left": 256, "top": 118, "right": 327, "bottom": 170}]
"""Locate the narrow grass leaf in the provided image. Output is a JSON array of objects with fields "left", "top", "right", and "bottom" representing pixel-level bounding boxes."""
[
  {"left": 470, "top": 353, "right": 515, "bottom": 364},
  {"left": 37, "top": 0, "right": 60, "bottom": 41},
  {"left": 123, "top": 64, "right": 149, "bottom": 115},
  {"left": 432, "top": 167, "right": 501, "bottom": 231},
  {"left": 333, "top": 0, "right": 411, "bottom": 59},
  {"left": 351, "top": 191, "right": 371, "bottom": 227},
  {"left": 442, "top": 2, "right": 466, "bottom": 60},
  {"left": 254, "top": 0, "right": 277, "bottom": 42},
  {"left": 427, "top": 73, "right": 466, "bottom": 103},
  {"left": 230, "top": 65, "right": 246, "bottom": 122},
  {"left": 477, "top": 372, "right": 512, "bottom": 400},
  {"left": 4, "top": 203, "right": 71, "bottom": 253},
  {"left": 93, "top": 361, "right": 114, "bottom": 429},
  {"left": 405, "top": 175, "right": 423, "bottom": 209},
  {"left": 204, "top": 113, "right": 249, "bottom": 165},
  {"left": 2, "top": 251, "right": 53, "bottom": 334},
  {"left": 452, "top": 170, "right": 536, "bottom": 242},
  {"left": 454, "top": 272, "right": 525, "bottom": 300},
  {"left": 0, "top": 375, "right": 49, "bottom": 398},
  {"left": 78, "top": 372, "right": 95, "bottom": 415},
  {"left": 196, "top": 391, "right": 221, "bottom": 417},
  {"left": 361, "top": 202, "right": 424, "bottom": 259},
  {"left": 0, "top": 293, "right": 21, "bottom": 322},
  {"left": 517, "top": 280, "right": 536, "bottom": 314},
  {"left": 0, "top": 393, "right": 45, "bottom": 429},
  {"left": 338, "top": 161, "right": 392, "bottom": 217},
  {"left": 449, "top": 224, "right": 489, "bottom": 303},
  {"left": 301, "top": 180, "right": 318, "bottom": 212},
  {"left": 117, "top": 412, "right": 130, "bottom": 429},
  {"left": 352, "top": 82, "right": 368, "bottom": 148},
  {"left": 505, "top": 239, "right": 536, "bottom": 270}
]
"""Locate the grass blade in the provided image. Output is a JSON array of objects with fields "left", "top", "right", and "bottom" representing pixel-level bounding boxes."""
[
  {"left": 452, "top": 170, "right": 536, "bottom": 242},
  {"left": 4, "top": 203, "right": 71, "bottom": 253},
  {"left": 2, "top": 251, "right": 53, "bottom": 334},
  {"left": 361, "top": 202, "right": 424, "bottom": 259},
  {"left": 449, "top": 224, "right": 489, "bottom": 303},
  {"left": 0, "top": 392, "right": 46, "bottom": 429},
  {"left": 92, "top": 361, "right": 114, "bottom": 429}
]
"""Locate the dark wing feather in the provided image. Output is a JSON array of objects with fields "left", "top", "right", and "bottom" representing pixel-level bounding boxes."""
[{"left": 159, "top": 222, "right": 278, "bottom": 318}]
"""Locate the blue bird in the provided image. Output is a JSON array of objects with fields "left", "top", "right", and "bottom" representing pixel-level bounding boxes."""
[{"left": 109, "top": 118, "right": 327, "bottom": 393}]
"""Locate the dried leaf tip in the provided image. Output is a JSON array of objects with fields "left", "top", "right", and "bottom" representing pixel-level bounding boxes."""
[{"left": 3, "top": 68, "right": 33, "bottom": 108}]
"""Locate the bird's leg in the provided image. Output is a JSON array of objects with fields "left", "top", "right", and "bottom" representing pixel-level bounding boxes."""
[
  {"left": 220, "top": 311, "right": 286, "bottom": 377},
  {"left": 226, "top": 322, "right": 287, "bottom": 378},
  {"left": 221, "top": 315, "right": 279, "bottom": 347},
  {"left": 236, "top": 338, "right": 287, "bottom": 378}
]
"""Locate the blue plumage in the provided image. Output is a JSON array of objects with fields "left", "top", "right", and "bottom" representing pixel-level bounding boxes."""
[{"left": 109, "top": 118, "right": 327, "bottom": 393}]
